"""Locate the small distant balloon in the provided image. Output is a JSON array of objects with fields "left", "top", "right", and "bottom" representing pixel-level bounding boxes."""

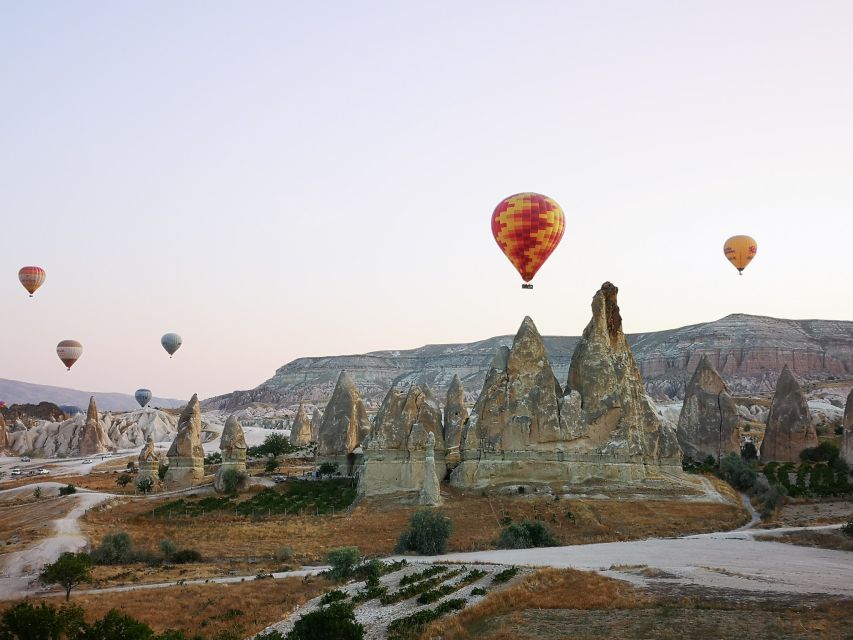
[
  {"left": 723, "top": 235, "right": 758, "bottom": 275},
  {"left": 135, "top": 388, "right": 152, "bottom": 408},
  {"left": 161, "top": 333, "right": 182, "bottom": 358},
  {"left": 18, "top": 266, "right": 46, "bottom": 297},
  {"left": 56, "top": 340, "right": 83, "bottom": 371},
  {"left": 491, "top": 193, "right": 565, "bottom": 289}
]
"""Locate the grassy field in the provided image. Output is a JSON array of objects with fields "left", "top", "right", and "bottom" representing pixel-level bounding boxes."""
[{"left": 0, "top": 496, "right": 75, "bottom": 555}]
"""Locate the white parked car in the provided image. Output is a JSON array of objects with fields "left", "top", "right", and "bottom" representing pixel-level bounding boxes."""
[
  {"left": 10, "top": 469, "right": 22, "bottom": 476},
  {"left": 37, "top": 468, "right": 49, "bottom": 475},
  {"left": 82, "top": 459, "right": 94, "bottom": 464},
  {"left": 20, "top": 456, "right": 31, "bottom": 462}
]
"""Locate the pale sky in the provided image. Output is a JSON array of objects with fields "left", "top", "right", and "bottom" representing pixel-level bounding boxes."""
[{"left": 2, "top": 1, "right": 852, "bottom": 401}]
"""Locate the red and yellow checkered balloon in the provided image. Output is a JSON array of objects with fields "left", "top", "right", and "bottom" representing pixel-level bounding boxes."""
[{"left": 491, "top": 193, "right": 565, "bottom": 284}]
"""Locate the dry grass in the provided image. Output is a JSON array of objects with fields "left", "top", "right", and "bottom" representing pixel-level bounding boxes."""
[
  {"left": 0, "top": 496, "right": 75, "bottom": 555},
  {"left": 755, "top": 529, "right": 853, "bottom": 552},
  {"left": 4, "top": 575, "right": 330, "bottom": 639},
  {"left": 420, "top": 567, "right": 647, "bottom": 639}
]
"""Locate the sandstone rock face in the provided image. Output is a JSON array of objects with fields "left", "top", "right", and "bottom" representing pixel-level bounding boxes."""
[
  {"left": 452, "top": 283, "right": 682, "bottom": 488},
  {"left": 0, "top": 414, "right": 10, "bottom": 455},
  {"left": 290, "top": 403, "right": 312, "bottom": 446},
  {"left": 419, "top": 432, "right": 442, "bottom": 506},
  {"left": 677, "top": 356, "right": 742, "bottom": 462},
  {"left": 311, "top": 408, "right": 322, "bottom": 442},
  {"left": 840, "top": 388, "right": 853, "bottom": 465},
  {"left": 215, "top": 415, "right": 248, "bottom": 493},
  {"left": 79, "top": 397, "right": 112, "bottom": 456},
  {"left": 164, "top": 394, "right": 205, "bottom": 488},
  {"left": 443, "top": 375, "right": 468, "bottom": 468},
  {"left": 358, "top": 385, "right": 446, "bottom": 497},
  {"left": 316, "top": 371, "right": 371, "bottom": 473},
  {"left": 760, "top": 366, "right": 818, "bottom": 462},
  {"left": 137, "top": 436, "right": 162, "bottom": 491}
]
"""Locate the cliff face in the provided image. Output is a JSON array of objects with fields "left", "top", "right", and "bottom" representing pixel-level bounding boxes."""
[{"left": 204, "top": 315, "right": 853, "bottom": 410}]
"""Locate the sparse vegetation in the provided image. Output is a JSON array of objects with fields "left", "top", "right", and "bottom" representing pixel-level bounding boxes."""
[
  {"left": 381, "top": 568, "right": 463, "bottom": 605},
  {"left": 497, "top": 519, "right": 558, "bottom": 549},
  {"left": 319, "top": 589, "right": 349, "bottom": 605},
  {"left": 386, "top": 597, "right": 466, "bottom": 640},
  {"left": 317, "top": 462, "right": 338, "bottom": 477},
  {"left": 492, "top": 567, "right": 520, "bottom": 584},
  {"left": 264, "top": 458, "right": 279, "bottom": 474},
  {"left": 58, "top": 484, "right": 77, "bottom": 496},
  {"left": 284, "top": 601, "right": 364, "bottom": 640},
  {"left": 326, "top": 546, "right": 361, "bottom": 580},
  {"left": 91, "top": 532, "right": 139, "bottom": 565},
  {"left": 117, "top": 473, "right": 133, "bottom": 487},
  {"left": 220, "top": 468, "right": 247, "bottom": 494},
  {"left": 395, "top": 510, "right": 453, "bottom": 555}
]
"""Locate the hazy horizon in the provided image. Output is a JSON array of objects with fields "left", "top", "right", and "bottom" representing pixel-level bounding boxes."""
[{"left": 3, "top": 1, "right": 852, "bottom": 400}]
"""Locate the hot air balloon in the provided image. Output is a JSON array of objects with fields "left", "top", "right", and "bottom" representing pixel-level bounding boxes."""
[
  {"left": 723, "top": 235, "right": 758, "bottom": 275},
  {"left": 491, "top": 193, "right": 565, "bottom": 289},
  {"left": 161, "top": 333, "right": 182, "bottom": 358},
  {"left": 56, "top": 340, "right": 83, "bottom": 371},
  {"left": 135, "top": 388, "right": 152, "bottom": 408},
  {"left": 18, "top": 266, "right": 46, "bottom": 297}
]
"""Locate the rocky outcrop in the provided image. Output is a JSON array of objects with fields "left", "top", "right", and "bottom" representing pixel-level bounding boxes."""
[
  {"left": 0, "top": 414, "right": 10, "bottom": 455},
  {"left": 841, "top": 389, "right": 853, "bottom": 465},
  {"left": 137, "top": 436, "right": 162, "bottom": 491},
  {"left": 451, "top": 283, "right": 682, "bottom": 488},
  {"left": 311, "top": 408, "right": 322, "bottom": 442},
  {"left": 164, "top": 394, "right": 205, "bottom": 488},
  {"left": 358, "top": 384, "right": 445, "bottom": 498},
  {"left": 290, "top": 403, "right": 312, "bottom": 446},
  {"left": 760, "top": 366, "right": 818, "bottom": 462},
  {"left": 214, "top": 415, "right": 248, "bottom": 493},
  {"left": 316, "top": 371, "right": 371, "bottom": 473},
  {"left": 443, "top": 375, "right": 468, "bottom": 468},
  {"left": 677, "top": 356, "right": 742, "bottom": 462},
  {"left": 419, "top": 432, "right": 442, "bottom": 506},
  {"left": 79, "top": 397, "right": 112, "bottom": 456}
]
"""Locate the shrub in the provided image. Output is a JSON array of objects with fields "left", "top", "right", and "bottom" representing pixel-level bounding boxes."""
[
  {"left": 497, "top": 520, "right": 557, "bottom": 549},
  {"left": 841, "top": 522, "right": 853, "bottom": 537},
  {"left": 137, "top": 476, "right": 154, "bottom": 494},
  {"left": 800, "top": 441, "right": 840, "bottom": 463},
  {"left": 33, "top": 486, "right": 42, "bottom": 499},
  {"left": 250, "top": 433, "right": 296, "bottom": 458},
  {"left": 77, "top": 609, "right": 154, "bottom": 640},
  {"left": 0, "top": 602, "right": 85, "bottom": 638},
  {"left": 158, "top": 462, "right": 169, "bottom": 480},
  {"left": 159, "top": 539, "right": 177, "bottom": 560},
  {"left": 275, "top": 546, "right": 294, "bottom": 562},
  {"left": 39, "top": 552, "right": 92, "bottom": 601},
  {"left": 353, "top": 558, "right": 384, "bottom": 586},
  {"left": 126, "top": 461, "right": 136, "bottom": 472},
  {"left": 170, "top": 548, "right": 202, "bottom": 564},
  {"left": 91, "top": 532, "right": 137, "bottom": 565},
  {"left": 254, "top": 632, "right": 286, "bottom": 640},
  {"left": 205, "top": 452, "right": 222, "bottom": 465},
  {"left": 741, "top": 442, "right": 758, "bottom": 461},
  {"left": 319, "top": 589, "right": 348, "bottom": 605},
  {"left": 221, "top": 468, "right": 247, "bottom": 494},
  {"left": 59, "top": 484, "right": 77, "bottom": 496},
  {"left": 117, "top": 473, "right": 133, "bottom": 487},
  {"left": 326, "top": 546, "right": 361, "bottom": 580},
  {"left": 395, "top": 510, "right": 452, "bottom": 555},
  {"left": 285, "top": 601, "right": 363, "bottom": 640},
  {"left": 492, "top": 567, "right": 520, "bottom": 584},
  {"left": 318, "top": 462, "right": 338, "bottom": 477},
  {"left": 471, "top": 586, "right": 487, "bottom": 596},
  {"left": 386, "top": 598, "right": 465, "bottom": 640},
  {"left": 265, "top": 458, "right": 279, "bottom": 474},
  {"left": 718, "top": 453, "right": 756, "bottom": 491}
]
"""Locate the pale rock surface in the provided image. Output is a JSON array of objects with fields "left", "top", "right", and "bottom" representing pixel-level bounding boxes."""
[
  {"left": 164, "top": 394, "right": 205, "bottom": 488},
  {"left": 452, "top": 283, "right": 682, "bottom": 488},
  {"left": 316, "top": 371, "right": 371, "bottom": 473},
  {"left": 136, "top": 436, "right": 162, "bottom": 491},
  {"left": 290, "top": 403, "right": 312, "bottom": 445},
  {"left": 842, "top": 389, "right": 853, "bottom": 465},
  {"left": 419, "top": 432, "right": 442, "bottom": 506},
  {"left": 214, "top": 415, "right": 248, "bottom": 493},
  {"left": 0, "top": 414, "right": 10, "bottom": 456},
  {"left": 677, "top": 356, "right": 742, "bottom": 461},
  {"left": 79, "top": 397, "right": 112, "bottom": 456},
  {"left": 760, "top": 366, "right": 818, "bottom": 462},
  {"left": 311, "top": 408, "right": 322, "bottom": 442},
  {"left": 358, "top": 384, "right": 445, "bottom": 497},
  {"left": 443, "top": 375, "right": 469, "bottom": 468}
]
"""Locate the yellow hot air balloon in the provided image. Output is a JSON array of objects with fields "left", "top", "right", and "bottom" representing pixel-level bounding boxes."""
[{"left": 723, "top": 235, "right": 757, "bottom": 275}]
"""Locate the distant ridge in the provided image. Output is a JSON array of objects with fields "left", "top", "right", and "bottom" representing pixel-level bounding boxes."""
[
  {"left": 0, "top": 378, "right": 185, "bottom": 412},
  {"left": 203, "top": 314, "right": 853, "bottom": 410}
]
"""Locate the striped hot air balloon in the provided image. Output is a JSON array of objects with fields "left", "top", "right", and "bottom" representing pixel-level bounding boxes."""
[
  {"left": 135, "top": 388, "right": 152, "bottom": 408},
  {"left": 491, "top": 193, "right": 565, "bottom": 289},
  {"left": 18, "top": 266, "right": 46, "bottom": 297},
  {"left": 723, "top": 235, "right": 758, "bottom": 275},
  {"left": 161, "top": 333, "right": 182, "bottom": 357},
  {"left": 56, "top": 340, "right": 83, "bottom": 370}
]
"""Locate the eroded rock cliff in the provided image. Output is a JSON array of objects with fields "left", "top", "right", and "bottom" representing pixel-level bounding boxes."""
[{"left": 760, "top": 366, "right": 818, "bottom": 462}]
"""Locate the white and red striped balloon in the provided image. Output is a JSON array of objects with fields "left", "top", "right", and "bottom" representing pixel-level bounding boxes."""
[
  {"left": 18, "top": 266, "right": 46, "bottom": 297},
  {"left": 56, "top": 340, "right": 83, "bottom": 371}
]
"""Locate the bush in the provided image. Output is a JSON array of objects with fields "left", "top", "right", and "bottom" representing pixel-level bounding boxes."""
[
  {"left": 137, "top": 476, "right": 154, "bottom": 494},
  {"left": 205, "top": 452, "right": 222, "bottom": 465},
  {"left": 265, "top": 458, "right": 279, "bottom": 474},
  {"left": 250, "top": 433, "right": 296, "bottom": 459},
  {"left": 718, "top": 453, "right": 756, "bottom": 491},
  {"left": 158, "top": 462, "right": 169, "bottom": 480},
  {"left": 59, "top": 484, "right": 77, "bottom": 496},
  {"left": 285, "top": 601, "right": 363, "bottom": 640},
  {"left": 353, "top": 558, "right": 384, "bottom": 586},
  {"left": 76, "top": 609, "right": 154, "bottom": 640},
  {"left": 800, "top": 441, "right": 840, "bottom": 463},
  {"left": 117, "top": 473, "right": 133, "bottom": 487},
  {"left": 326, "top": 546, "right": 361, "bottom": 580},
  {"left": 170, "top": 548, "right": 202, "bottom": 564},
  {"left": 221, "top": 468, "right": 247, "bottom": 494},
  {"left": 318, "top": 462, "right": 338, "bottom": 477},
  {"left": 319, "top": 589, "right": 348, "bottom": 605},
  {"left": 841, "top": 522, "right": 853, "bottom": 537},
  {"left": 492, "top": 567, "right": 520, "bottom": 584},
  {"left": 159, "top": 539, "right": 177, "bottom": 560},
  {"left": 395, "top": 510, "right": 452, "bottom": 555},
  {"left": 275, "top": 546, "right": 294, "bottom": 562},
  {"left": 33, "top": 486, "right": 42, "bottom": 499},
  {"left": 741, "top": 442, "right": 758, "bottom": 461},
  {"left": 497, "top": 519, "right": 557, "bottom": 549},
  {"left": 0, "top": 602, "right": 85, "bottom": 638},
  {"left": 91, "top": 532, "right": 137, "bottom": 565}
]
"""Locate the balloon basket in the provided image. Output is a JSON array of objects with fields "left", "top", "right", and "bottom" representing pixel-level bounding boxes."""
[{"left": 521, "top": 283, "right": 533, "bottom": 290}]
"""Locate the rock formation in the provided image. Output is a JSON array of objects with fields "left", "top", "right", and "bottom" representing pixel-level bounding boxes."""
[
  {"left": 290, "top": 403, "right": 312, "bottom": 446},
  {"left": 214, "top": 415, "right": 248, "bottom": 493},
  {"left": 79, "top": 397, "right": 112, "bottom": 456},
  {"left": 443, "top": 375, "right": 468, "bottom": 468},
  {"left": 677, "top": 355, "right": 742, "bottom": 462},
  {"left": 311, "top": 408, "right": 322, "bottom": 442},
  {"left": 419, "top": 432, "right": 442, "bottom": 506},
  {"left": 136, "top": 436, "right": 162, "bottom": 491},
  {"left": 0, "top": 413, "right": 10, "bottom": 455},
  {"left": 841, "top": 388, "right": 853, "bottom": 465},
  {"left": 316, "top": 371, "right": 371, "bottom": 473},
  {"left": 164, "top": 394, "right": 205, "bottom": 488},
  {"left": 451, "top": 283, "right": 681, "bottom": 488},
  {"left": 358, "top": 384, "right": 445, "bottom": 498},
  {"left": 760, "top": 366, "right": 818, "bottom": 462}
]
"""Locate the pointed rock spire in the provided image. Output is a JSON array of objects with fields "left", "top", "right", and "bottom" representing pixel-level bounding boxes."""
[
  {"left": 221, "top": 415, "right": 247, "bottom": 452},
  {"left": 677, "top": 355, "right": 741, "bottom": 461},
  {"left": 760, "top": 366, "right": 817, "bottom": 462},
  {"left": 0, "top": 413, "right": 9, "bottom": 455},
  {"left": 167, "top": 394, "right": 204, "bottom": 459},
  {"left": 369, "top": 384, "right": 444, "bottom": 451},
  {"left": 443, "top": 375, "right": 468, "bottom": 467},
  {"left": 311, "top": 407, "right": 322, "bottom": 442},
  {"left": 842, "top": 388, "right": 853, "bottom": 465},
  {"left": 317, "top": 371, "right": 371, "bottom": 458},
  {"left": 79, "top": 396, "right": 111, "bottom": 456},
  {"left": 290, "top": 403, "right": 312, "bottom": 446}
]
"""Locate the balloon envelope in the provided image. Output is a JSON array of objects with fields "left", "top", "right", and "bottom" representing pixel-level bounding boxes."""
[
  {"left": 491, "top": 193, "right": 565, "bottom": 285},
  {"left": 161, "top": 333, "right": 182, "bottom": 357},
  {"left": 135, "top": 388, "right": 152, "bottom": 408},
  {"left": 18, "top": 266, "right": 46, "bottom": 297},
  {"left": 56, "top": 340, "right": 83, "bottom": 370},
  {"left": 723, "top": 235, "right": 758, "bottom": 274}
]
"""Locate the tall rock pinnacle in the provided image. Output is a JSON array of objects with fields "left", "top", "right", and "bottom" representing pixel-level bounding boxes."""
[{"left": 760, "top": 366, "right": 818, "bottom": 462}]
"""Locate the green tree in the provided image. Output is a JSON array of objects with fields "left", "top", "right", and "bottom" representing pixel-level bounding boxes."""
[
  {"left": 317, "top": 462, "right": 338, "bottom": 477},
  {"left": 39, "top": 552, "right": 92, "bottom": 601},
  {"left": 395, "top": 510, "right": 453, "bottom": 555},
  {"left": 136, "top": 476, "right": 154, "bottom": 494},
  {"left": 497, "top": 519, "right": 558, "bottom": 549},
  {"left": 285, "top": 602, "right": 364, "bottom": 640},
  {"left": 326, "top": 546, "right": 361, "bottom": 580},
  {"left": 76, "top": 609, "right": 154, "bottom": 640},
  {"left": 264, "top": 458, "right": 279, "bottom": 474},
  {"left": 0, "top": 602, "right": 85, "bottom": 640},
  {"left": 90, "top": 532, "right": 137, "bottom": 565},
  {"left": 740, "top": 442, "right": 758, "bottom": 462},
  {"left": 116, "top": 473, "right": 132, "bottom": 487}
]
